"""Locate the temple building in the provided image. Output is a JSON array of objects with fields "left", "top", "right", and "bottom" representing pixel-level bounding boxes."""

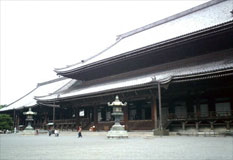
[
  {"left": 1, "top": 0, "right": 233, "bottom": 134},
  {"left": 0, "top": 77, "right": 75, "bottom": 129}
]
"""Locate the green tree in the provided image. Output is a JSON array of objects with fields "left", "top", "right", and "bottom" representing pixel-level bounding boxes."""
[
  {"left": 0, "top": 105, "right": 7, "bottom": 110},
  {"left": 0, "top": 114, "right": 13, "bottom": 130}
]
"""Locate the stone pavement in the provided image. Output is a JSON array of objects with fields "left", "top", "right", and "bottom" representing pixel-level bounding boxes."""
[{"left": 0, "top": 131, "right": 232, "bottom": 160}]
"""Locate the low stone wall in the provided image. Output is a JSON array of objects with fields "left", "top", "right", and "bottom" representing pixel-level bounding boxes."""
[
  {"left": 127, "top": 120, "right": 154, "bottom": 130},
  {"left": 96, "top": 122, "right": 114, "bottom": 131},
  {"left": 169, "top": 131, "right": 233, "bottom": 137},
  {"left": 96, "top": 120, "right": 154, "bottom": 131}
]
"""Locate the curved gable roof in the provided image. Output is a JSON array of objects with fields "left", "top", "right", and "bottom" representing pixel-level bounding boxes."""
[{"left": 0, "top": 77, "right": 74, "bottom": 112}]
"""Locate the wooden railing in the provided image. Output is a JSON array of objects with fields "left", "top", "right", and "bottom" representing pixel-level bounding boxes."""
[
  {"left": 48, "top": 119, "right": 76, "bottom": 124},
  {"left": 168, "top": 111, "right": 233, "bottom": 120}
]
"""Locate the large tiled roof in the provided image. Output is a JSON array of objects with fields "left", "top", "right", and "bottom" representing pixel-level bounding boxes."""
[
  {"left": 0, "top": 78, "right": 75, "bottom": 112},
  {"left": 37, "top": 49, "right": 233, "bottom": 101},
  {"left": 54, "top": 0, "right": 232, "bottom": 75}
]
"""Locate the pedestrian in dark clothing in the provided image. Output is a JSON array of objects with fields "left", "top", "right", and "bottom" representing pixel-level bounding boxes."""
[
  {"left": 78, "top": 126, "right": 82, "bottom": 138},
  {"left": 49, "top": 129, "right": 52, "bottom": 136}
]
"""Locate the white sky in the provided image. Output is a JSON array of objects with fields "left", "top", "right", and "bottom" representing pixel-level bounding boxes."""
[{"left": 0, "top": 0, "right": 207, "bottom": 105}]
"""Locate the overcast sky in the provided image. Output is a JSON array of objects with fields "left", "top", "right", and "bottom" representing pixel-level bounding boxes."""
[{"left": 0, "top": 0, "right": 208, "bottom": 105}]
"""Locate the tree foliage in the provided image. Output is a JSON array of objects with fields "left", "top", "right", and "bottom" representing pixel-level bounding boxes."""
[
  {"left": 0, "top": 105, "right": 7, "bottom": 109},
  {"left": 0, "top": 114, "right": 13, "bottom": 130}
]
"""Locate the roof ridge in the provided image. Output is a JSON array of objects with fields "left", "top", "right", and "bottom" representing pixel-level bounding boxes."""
[
  {"left": 117, "top": 0, "right": 225, "bottom": 40},
  {"left": 51, "top": 79, "right": 76, "bottom": 94},
  {"left": 54, "top": 39, "right": 121, "bottom": 71},
  {"left": 6, "top": 86, "right": 38, "bottom": 107},
  {"left": 37, "top": 77, "right": 67, "bottom": 87}
]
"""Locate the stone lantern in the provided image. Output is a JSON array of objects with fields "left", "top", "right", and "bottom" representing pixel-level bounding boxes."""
[
  {"left": 23, "top": 108, "right": 37, "bottom": 134},
  {"left": 107, "top": 95, "right": 128, "bottom": 138}
]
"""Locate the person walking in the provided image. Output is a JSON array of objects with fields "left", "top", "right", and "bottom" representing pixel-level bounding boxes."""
[
  {"left": 78, "top": 126, "right": 82, "bottom": 138},
  {"left": 48, "top": 129, "right": 52, "bottom": 136},
  {"left": 54, "top": 129, "right": 59, "bottom": 137}
]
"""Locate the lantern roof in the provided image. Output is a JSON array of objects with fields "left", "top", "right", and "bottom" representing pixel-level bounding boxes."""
[
  {"left": 108, "top": 95, "right": 127, "bottom": 106},
  {"left": 23, "top": 108, "right": 37, "bottom": 115}
]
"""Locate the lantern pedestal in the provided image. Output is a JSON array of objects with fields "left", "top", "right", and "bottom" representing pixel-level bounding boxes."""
[
  {"left": 107, "top": 124, "right": 128, "bottom": 138},
  {"left": 23, "top": 129, "right": 36, "bottom": 135},
  {"left": 153, "top": 129, "right": 169, "bottom": 136},
  {"left": 23, "top": 120, "right": 36, "bottom": 135}
]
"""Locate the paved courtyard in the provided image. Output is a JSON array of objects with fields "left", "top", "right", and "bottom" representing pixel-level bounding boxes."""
[{"left": 0, "top": 131, "right": 232, "bottom": 160}]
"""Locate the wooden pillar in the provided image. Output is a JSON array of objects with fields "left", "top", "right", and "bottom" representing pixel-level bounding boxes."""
[
  {"left": 45, "top": 113, "right": 48, "bottom": 123},
  {"left": 225, "top": 121, "right": 231, "bottom": 130},
  {"left": 158, "top": 82, "right": 163, "bottom": 130},
  {"left": 186, "top": 95, "right": 193, "bottom": 118},
  {"left": 93, "top": 106, "right": 98, "bottom": 126},
  {"left": 230, "top": 97, "right": 233, "bottom": 111},
  {"left": 209, "top": 121, "right": 215, "bottom": 131},
  {"left": 75, "top": 108, "right": 80, "bottom": 128},
  {"left": 44, "top": 113, "right": 48, "bottom": 127},
  {"left": 208, "top": 98, "right": 215, "bottom": 118},
  {"left": 124, "top": 106, "right": 128, "bottom": 130},
  {"left": 16, "top": 114, "right": 19, "bottom": 129},
  {"left": 53, "top": 107, "right": 56, "bottom": 125},
  {"left": 17, "top": 115, "right": 20, "bottom": 129},
  {"left": 195, "top": 121, "right": 201, "bottom": 131},
  {"left": 195, "top": 122, "right": 199, "bottom": 131},
  {"left": 13, "top": 109, "right": 16, "bottom": 128},
  {"left": 196, "top": 99, "right": 201, "bottom": 118},
  {"left": 152, "top": 95, "right": 158, "bottom": 129},
  {"left": 182, "top": 122, "right": 186, "bottom": 131}
]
